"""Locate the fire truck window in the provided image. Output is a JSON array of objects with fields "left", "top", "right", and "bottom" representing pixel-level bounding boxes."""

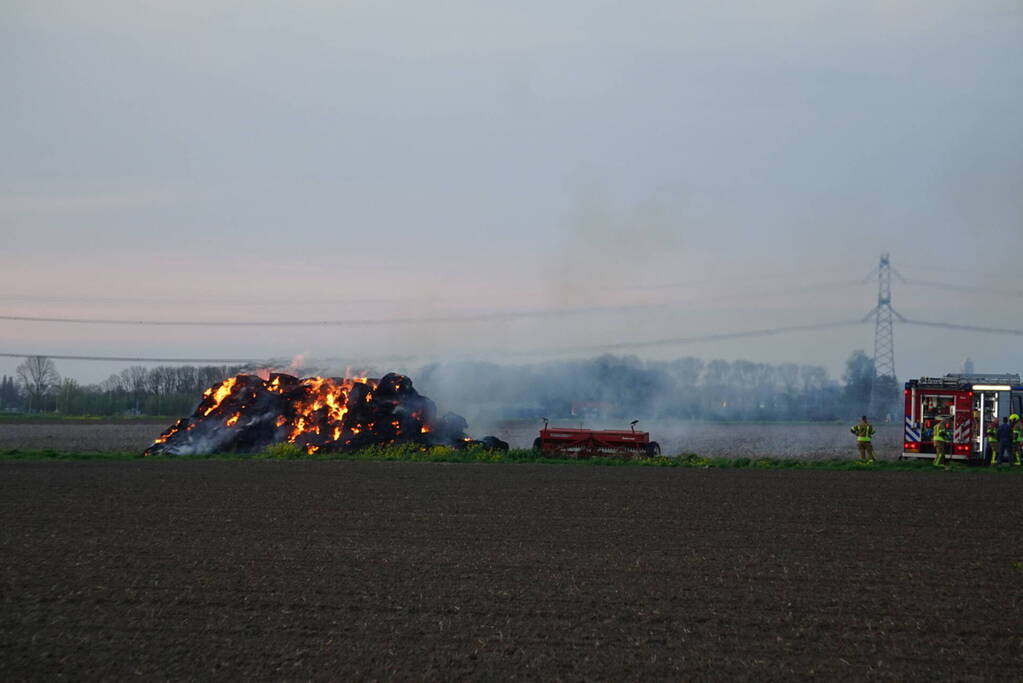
[{"left": 922, "top": 395, "right": 955, "bottom": 418}]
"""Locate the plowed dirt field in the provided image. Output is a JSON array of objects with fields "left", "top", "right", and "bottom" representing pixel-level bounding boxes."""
[{"left": 2, "top": 461, "right": 1021, "bottom": 680}]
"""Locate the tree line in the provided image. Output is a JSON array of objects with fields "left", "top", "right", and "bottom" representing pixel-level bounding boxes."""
[
  {"left": 1, "top": 358, "right": 247, "bottom": 417},
  {"left": 1, "top": 350, "right": 898, "bottom": 421}
]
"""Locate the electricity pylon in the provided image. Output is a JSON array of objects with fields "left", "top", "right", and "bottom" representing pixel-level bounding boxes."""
[{"left": 863, "top": 253, "right": 905, "bottom": 417}]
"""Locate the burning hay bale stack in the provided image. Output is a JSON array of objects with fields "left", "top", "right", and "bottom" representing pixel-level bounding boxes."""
[{"left": 144, "top": 372, "right": 507, "bottom": 456}]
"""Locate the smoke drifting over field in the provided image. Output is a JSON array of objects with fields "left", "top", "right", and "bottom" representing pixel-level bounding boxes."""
[{"left": 411, "top": 355, "right": 847, "bottom": 426}]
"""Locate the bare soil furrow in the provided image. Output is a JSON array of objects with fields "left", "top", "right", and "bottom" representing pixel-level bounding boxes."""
[{"left": 0, "top": 461, "right": 1020, "bottom": 680}]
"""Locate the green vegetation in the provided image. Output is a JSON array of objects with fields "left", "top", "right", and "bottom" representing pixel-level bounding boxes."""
[
  {"left": 0, "top": 449, "right": 140, "bottom": 461},
  {"left": 1, "top": 446, "right": 1020, "bottom": 472},
  {"left": 260, "top": 442, "right": 306, "bottom": 459}
]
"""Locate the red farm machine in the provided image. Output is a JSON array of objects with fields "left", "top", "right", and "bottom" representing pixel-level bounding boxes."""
[{"left": 532, "top": 419, "right": 661, "bottom": 458}]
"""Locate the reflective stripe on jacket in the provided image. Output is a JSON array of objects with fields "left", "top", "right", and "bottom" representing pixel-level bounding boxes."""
[{"left": 850, "top": 423, "right": 875, "bottom": 442}]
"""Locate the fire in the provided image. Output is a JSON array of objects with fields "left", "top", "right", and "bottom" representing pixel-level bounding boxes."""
[
  {"left": 144, "top": 370, "right": 507, "bottom": 457},
  {"left": 278, "top": 376, "right": 367, "bottom": 443},
  {"left": 202, "top": 377, "right": 238, "bottom": 416},
  {"left": 290, "top": 416, "right": 307, "bottom": 441}
]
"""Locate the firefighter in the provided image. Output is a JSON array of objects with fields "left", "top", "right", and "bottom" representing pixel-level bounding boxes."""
[
  {"left": 850, "top": 415, "right": 876, "bottom": 463},
  {"left": 1012, "top": 414, "right": 1023, "bottom": 466},
  {"left": 986, "top": 419, "right": 999, "bottom": 465},
  {"left": 932, "top": 417, "right": 950, "bottom": 467},
  {"left": 995, "top": 417, "right": 1014, "bottom": 465}
]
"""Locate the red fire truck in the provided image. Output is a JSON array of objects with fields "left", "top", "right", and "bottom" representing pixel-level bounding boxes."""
[{"left": 902, "top": 374, "right": 1023, "bottom": 462}]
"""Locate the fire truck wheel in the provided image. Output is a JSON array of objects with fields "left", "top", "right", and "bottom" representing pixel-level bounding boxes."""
[
  {"left": 645, "top": 442, "right": 661, "bottom": 457},
  {"left": 532, "top": 437, "right": 542, "bottom": 452}
]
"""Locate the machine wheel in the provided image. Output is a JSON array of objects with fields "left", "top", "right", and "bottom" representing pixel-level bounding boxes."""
[
  {"left": 532, "top": 437, "right": 542, "bottom": 453},
  {"left": 645, "top": 442, "right": 661, "bottom": 457}
]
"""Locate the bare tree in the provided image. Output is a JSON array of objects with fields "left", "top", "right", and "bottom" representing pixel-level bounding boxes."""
[
  {"left": 101, "top": 373, "right": 125, "bottom": 393},
  {"left": 15, "top": 356, "right": 60, "bottom": 412},
  {"left": 777, "top": 363, "right": 800, "bottom": 394},
  {"left": 120, "top": 366, "right": 149, "bottom": 414}
]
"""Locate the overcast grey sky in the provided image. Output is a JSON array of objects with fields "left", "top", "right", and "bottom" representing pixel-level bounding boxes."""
[{"left": 2, "top": 1, "right": 1021, "bottom": 384}]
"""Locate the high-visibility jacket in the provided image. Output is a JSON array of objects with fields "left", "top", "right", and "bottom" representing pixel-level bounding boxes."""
[
  {"left": 851, "top": 423, "right": 875, "bottom": 442},
  {"left": 933, "top": 423, "right": 950, "bottom": 443}
]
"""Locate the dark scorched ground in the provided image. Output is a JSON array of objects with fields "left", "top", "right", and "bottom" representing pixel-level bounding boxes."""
[{"left": 1, "top": 462, "right": 1021, "bottom": 680}]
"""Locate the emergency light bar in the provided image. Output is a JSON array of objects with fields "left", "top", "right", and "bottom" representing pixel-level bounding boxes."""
[{"left": 972, "top": 384, "right": 1011, "bottom": 391}]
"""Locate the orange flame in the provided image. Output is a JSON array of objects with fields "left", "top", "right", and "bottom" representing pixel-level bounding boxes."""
[
  {"left": 273, "top": 376, "right": 377, "bottom": 444},
  {"left": 151, "top": 373, "right": 437, "bottom": 456},
  {"left": 202, "top": 377, "right": 238, "bottom": 416}
]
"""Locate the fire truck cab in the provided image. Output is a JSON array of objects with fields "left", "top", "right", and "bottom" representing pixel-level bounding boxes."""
[{"left": 903, "top": 373, "right": 1023, "bottom": 462}]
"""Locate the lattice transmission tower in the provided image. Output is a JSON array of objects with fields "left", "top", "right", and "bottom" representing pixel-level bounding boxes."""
[{"left": 863, "top": 253, "right": 905, "bottom": 417}]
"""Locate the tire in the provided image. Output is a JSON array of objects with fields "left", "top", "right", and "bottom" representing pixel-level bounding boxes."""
[
  {"left": 645, "top": 442, "right": 661, "bottom": 457},
  {"left": 532, "top": 437, "right": 542, "bottom": 452}
]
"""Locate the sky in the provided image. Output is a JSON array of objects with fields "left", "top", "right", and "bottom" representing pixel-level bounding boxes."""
[{"left": 2, "top": 0, "right": 1021, "bottom": 385}]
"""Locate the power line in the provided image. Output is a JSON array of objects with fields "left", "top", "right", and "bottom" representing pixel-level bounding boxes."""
[
  {"left": 0, "top": 276, "right": 872, "bottom": 326},
  {"left": 0, "top": 279, "right": 864, "bottom": 327},
  {"left": 0, "top": 294, "right": 404, "bottom": 307},
  {"left": 901, "top": 278, "right": 1023, "bottom": 298},
  {"left": 450, "top": 320, "right": 867, "bottom": 356},
  {"left": 0, "top": 351, "right": 266, "bottom": 364},
  {"left": 0, "top": 307, "right": 640, "bottom": 327},
  {"left": 900, "top": 319, "right": 1023, "bottom": 336},
  {"left": 617, "top": 275, "right": 865, "bottom": 293},
  {"left": 4, "top": 315, "right": 1019, "bottom": 368},
  {"left": 0, "top": 320, "right": 866, "bottom": 365}
]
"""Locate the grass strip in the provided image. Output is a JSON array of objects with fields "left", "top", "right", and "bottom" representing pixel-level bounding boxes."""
[{"left": 1, "top": 446, "right": 1020, "bottom": 472}]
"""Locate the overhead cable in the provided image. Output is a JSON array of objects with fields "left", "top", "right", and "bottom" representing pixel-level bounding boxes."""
[
  {"left": 0, "top": 351, "right": 266, "bottom": 364},
  {"left": 0, "top": 320, "right": 866, "bottom": 364},
  {"left": 472, "top": 320, "right": 867, "bottom": 357},
  {"left": 0, "top": 307, "right": 637, "bottom": 327},
  {"left": 899, "top": 319, "right": 1023, "bottom": 336},
  {"left": 901, "top": 279, "right": 1023, "bottom": 297}
]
